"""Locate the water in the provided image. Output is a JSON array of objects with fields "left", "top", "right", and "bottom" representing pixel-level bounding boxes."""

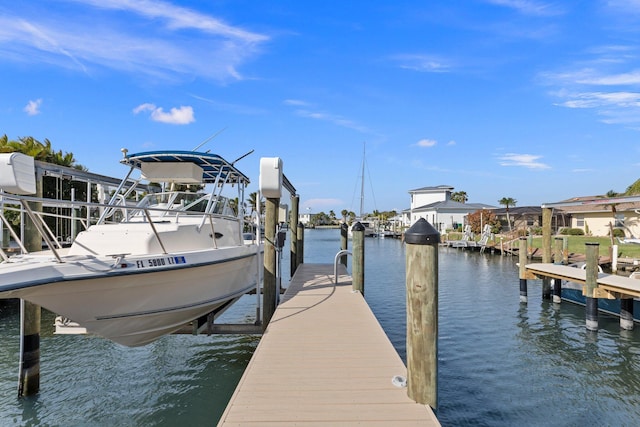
[{"left": 2, "top": 228, "right": 640, "bottom": 426}]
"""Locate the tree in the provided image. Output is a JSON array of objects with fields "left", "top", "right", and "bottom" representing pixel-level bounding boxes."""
[
  {"left": 498, "top": 197, "right": 517, "bottom": 232},
  {"left": 451, "top": 191, "right": 468, "bottom": 203},
  {"left": 0, "top": 135, "right": 86, "bottom": 170},
  {"left": 341, "top": 209, "right": 349, "bottom": 223},
  {"left": 467, "top": 209, "right": 500, "bottom": 234},
  {"left": 625, "top": 179, "right": 640, "bottom": 195}
]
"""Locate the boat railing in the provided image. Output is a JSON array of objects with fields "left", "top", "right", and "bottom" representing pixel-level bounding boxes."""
[{"left": 0, "top": 193, "right": 241, "bottom": 262}]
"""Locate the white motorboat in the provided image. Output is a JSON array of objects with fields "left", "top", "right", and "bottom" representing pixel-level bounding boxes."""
[{"left": 0, "top": 149, "right": 262, "bottom": 347}]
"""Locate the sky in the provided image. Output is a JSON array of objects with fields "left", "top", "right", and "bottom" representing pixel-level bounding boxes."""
[{"left": 2, "top": 0, "right": 640, "bottom": 216}]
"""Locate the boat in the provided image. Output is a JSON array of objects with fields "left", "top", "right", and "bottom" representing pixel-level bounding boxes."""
[
  {"left": 0, "top": 149, "right": 262, "bottom": 347},
  {"left": 560, "top": 263, "right": 640, "bottom": 322}
]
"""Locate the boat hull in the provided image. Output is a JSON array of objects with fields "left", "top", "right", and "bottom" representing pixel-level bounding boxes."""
[
  {"left": 0, "top": 246, "right": 261, "bottom": 346},
  {"left": 561, "top": 282, "right": 640, "bottom": 323}
]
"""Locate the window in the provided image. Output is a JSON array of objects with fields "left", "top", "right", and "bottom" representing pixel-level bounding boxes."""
[
  {"left": 615, "top": 213, "right": 625, "bottom": 228},
  {"left": 576, "top": 214, "right": 584, "bottom": 227}
]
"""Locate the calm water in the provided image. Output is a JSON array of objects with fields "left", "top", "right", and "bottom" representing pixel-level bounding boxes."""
[{"left": 2, "top": 228, "right": 640, "bottom": 426}]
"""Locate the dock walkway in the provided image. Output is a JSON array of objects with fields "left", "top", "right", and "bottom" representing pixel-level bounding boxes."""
[{"left": 218, "top": 263, "right": 439, "bottom": 426}]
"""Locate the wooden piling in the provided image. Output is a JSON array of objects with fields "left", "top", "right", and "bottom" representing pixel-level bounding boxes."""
[
  {"left": 18, "top": 173, "right": 42, "bottom": 397},
  {"left": 340, "top": 222, "right": 348, "bottom": 268},
  {"left": 289, "top": 195, "right": 299, "bottom": 276},
  {"left": 585, "top": 242, "right": 599, "bottom": 332},
  {"left": 518, "top": 237, "right": 528, "bottom": 303},
  {"left": 296, "top": 222, "right": 304, "bottom": 267},
  {"left": 263, "top": 197, "right": 278, "bottom": 331},
  {"left": 404, "top": 218, "right": 439, "bottom": 410},
  {"left": 620, "top": 298, "right": 634, "bottom": 331},
  {"left": 351, "top": 222, "right": 364, "bottom": 295},
  {"left": 541, "top": 208, "right": 552, "bottom": 300},
  {"left": 553, "top": 237, "right": 563, "bottom": 303}
]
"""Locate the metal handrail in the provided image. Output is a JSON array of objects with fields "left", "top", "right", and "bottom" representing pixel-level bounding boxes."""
[
  {"left": 0, "top": 193, "right": 241, "bottom": 262},
  {"left": 333, "top": 249, "right": 352, "bottom": 284}
]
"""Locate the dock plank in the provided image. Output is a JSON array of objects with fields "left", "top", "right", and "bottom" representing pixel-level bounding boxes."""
[{"left": 218, "top": 263, "right": 439, "bottom": 426}]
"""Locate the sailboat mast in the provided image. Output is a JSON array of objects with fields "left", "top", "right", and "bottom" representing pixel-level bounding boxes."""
[{"left": 359, "top": 144, "right": 365, "bottom": 218}]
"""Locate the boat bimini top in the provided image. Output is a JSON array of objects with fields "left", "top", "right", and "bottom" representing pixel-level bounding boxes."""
[{"left": 120, "top": 150, "right": 251, "bottom": 186}]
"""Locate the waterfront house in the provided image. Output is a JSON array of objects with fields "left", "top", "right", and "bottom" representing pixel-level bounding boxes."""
[
  {"left": 403, "top": 185, "right": 495, "bottom": 232},
  {"left": 551, "top": 196, "right": 640, "bottom": 238},
  {"left": 491, "top": 206, "right": 569, "bottom": 234}
]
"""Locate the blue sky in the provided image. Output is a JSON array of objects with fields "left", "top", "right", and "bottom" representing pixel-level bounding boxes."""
[{"left": 2, "top": 1, "right": 640, "bottom": 215}]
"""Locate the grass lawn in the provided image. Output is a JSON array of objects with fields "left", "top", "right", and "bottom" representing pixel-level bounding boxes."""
[
  {"left": 445, "top": 232, "right": 640, "bottom": 259},
  {"left": 524, "top": 236, "right": 640, "bottom": 259}
]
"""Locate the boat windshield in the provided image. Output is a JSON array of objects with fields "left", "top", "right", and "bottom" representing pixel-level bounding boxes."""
[{"left": 136, "top": 192, "right": 233, "bottom": 216}]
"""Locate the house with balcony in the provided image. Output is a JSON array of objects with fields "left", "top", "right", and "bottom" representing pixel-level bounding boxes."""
[{"left": 402, "top": 185, "right": 495, "bottom": 232}]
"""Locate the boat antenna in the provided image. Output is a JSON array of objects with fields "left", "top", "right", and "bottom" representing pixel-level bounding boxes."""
[
  {"left": 192, "top": 127, "right": 227, "bottom": 151},
  {"left": 231, "top": 149, "right": 254, "bottom": 165}
]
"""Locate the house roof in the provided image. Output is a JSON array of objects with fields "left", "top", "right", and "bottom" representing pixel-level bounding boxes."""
[
  {"left": 408, "top": 185, "right": 454, "bottom": 193},
  {"left": 412, "top": 200, "right": 494, "bottom": 212},
  {"left": 545, "top": 195, "right": 640, "bottom": 214}
]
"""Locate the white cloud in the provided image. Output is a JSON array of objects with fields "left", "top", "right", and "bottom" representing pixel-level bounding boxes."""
[
  {"left": 0, "top": 1, "right": 269, "bottom": 82},
  {"left": 484, "top": 0, "right": 563, "bottom": 16},
  {"left": 24, "top": 98, "right": 42, "bottom": 116},
  {"left": 415, "top": 139, "right": 437, "bottom": 147},
  {"left": 392, "top": 54, "right": 452, "bottom": 73},
  {"left": 133, "top": 103, "right": 195, "bottom": 125},
  {"left": 283, "top": 99, "right": 310, "bottom": 107},
  {"left": 291, "top": 107, "right": 370, "bottom": 133},
  {"left": 498, "top": 153, "right": 550, "bottom": 169}
]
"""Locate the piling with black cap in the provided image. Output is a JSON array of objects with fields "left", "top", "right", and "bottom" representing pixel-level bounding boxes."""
[
  {"left": 585, "top": 242, "right": 599, "bottom": 331},
  {"left": 518, "top": 237, "right": 528, "bottom": 303},
  {"left": 404, "top": 218, "right": 439, "bottom": 409},
  {"left": 351, "top": 222, "right": 364, "bottom": 294},
  {"left": 340, "top": 222, "right": 348, "bottom": 268}
]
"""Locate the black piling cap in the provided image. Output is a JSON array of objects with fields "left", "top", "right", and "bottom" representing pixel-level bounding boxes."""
[
  {"left": 404, "top": 218, "right": 440, "bottom": 245},
  {"left": 352, "top": 221, "right": 365, "bottom": 232},
  {"left": 341, "top": 222, "right": 348, "bottom": 237}
]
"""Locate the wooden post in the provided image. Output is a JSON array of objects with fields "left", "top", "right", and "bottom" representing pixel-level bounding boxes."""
[
  {"left": 297, "top": 222, "right": 304, "bottom": 267},
  {"left": 562, "top": 237, "right": 569, "bottom": 265},
  {"left": 404, "top": 218, "right": 439, "bottom": 409},
  {"left": 352, "top": 222, "right": 364, "bottom": 295},
  {"left": 290, "top": 195, "right": 299, "bottom": 276},
  {"left": 585, "top": 242, "right": 599, "bottom": 332},
  {"left": 340, "top": 223, "right": 348, "bottom": 268},
  {"left": 262, "top": 197, "right": 278, "bottom": 331},
  {"left": 553, "top": 237, "right": 563, "bottom": 303},
  {"left": 620, "top": 298, "right": 634, "bottom": 331},
  {"left": 518, "top": 237, "right": 528, "bottom": 303},
  {"left": 541, "top": 208, "right": 552, "bottom": 300},
  {"left": 19, "top": 172, "right": 42, "bottom": 397}
]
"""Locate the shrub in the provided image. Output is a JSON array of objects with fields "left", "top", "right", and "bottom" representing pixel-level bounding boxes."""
[
  {"left": 559, "top": 227, "right": 585, "bottom": 235},
  {"left": 612, "top": 228, "right": 626, "bottom": 238}
]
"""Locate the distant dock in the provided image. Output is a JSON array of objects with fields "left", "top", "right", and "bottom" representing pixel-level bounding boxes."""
[{"left": 217, "top": 263, "right": 439, "bottom": 426}]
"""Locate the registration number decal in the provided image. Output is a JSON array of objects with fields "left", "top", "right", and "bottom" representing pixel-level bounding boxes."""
[{"left": 135, "top": 256, "right": 187, "bottom": 269}]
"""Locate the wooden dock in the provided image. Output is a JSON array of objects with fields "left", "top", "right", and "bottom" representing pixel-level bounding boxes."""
[
  {"left": 218, "top": 263, "right": 440, "bottom": 426},
  {"left": 525, "top": 263, "right": 640, "bottom": 298}
]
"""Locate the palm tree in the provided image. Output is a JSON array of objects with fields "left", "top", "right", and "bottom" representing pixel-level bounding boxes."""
[
  {"left": 451, "top": 191, "right": 468, "bottom": 203},
  {"left": 341, "top": 209, "right": 349, "bottom": 223},
  {"left": 498, "top": 197, "right": 517, "bottom": 232}
]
